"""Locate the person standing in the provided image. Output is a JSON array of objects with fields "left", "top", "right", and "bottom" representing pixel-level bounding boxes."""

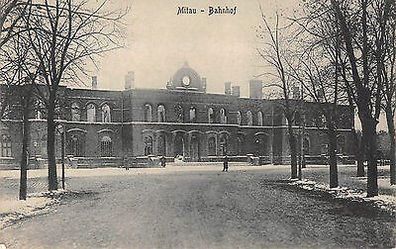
[
  {"left": 160, "top": 156, "right": 166, "bottom": 167},
  {"left": 222, "top": 155, "right": 229, "bottom": 172}
]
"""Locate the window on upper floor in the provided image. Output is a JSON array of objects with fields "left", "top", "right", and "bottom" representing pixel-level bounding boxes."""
[
  {"left": 86, "top": 104, "right": 96, "bottom": 122},
  {"left": 35, "top": 100, "right": 45, "bottom": 120},
  {"left": 175, "top": 104, "right": 184, "bottom": 123},
  {"left": 158, "top": 105, "right": 166, "bottom": 122},
  {"left": 189, "top": 106, "right": 197, "bottom": 122},
  {"left": 101, "top": 104, "right": 111, "bottom": 123},
  {"left": 219, "top": 108, "right": 227, "bottom": 124},
  {"left": 208, "top": 108, "right": 214, "bottom": 123},
  {"left": 236, "top": 111, "right": 242, "bottom": 125},
  {"left": 247, "top": 111, "right": 253, "bottom": 126},
  {"left": 71, "top": 102, "right": 80, "bottom": 121},
  {"left": 257, "top": 111, "right": 263, "bottom": 126},
  {"left": 144, "top": 104, "right": 153, "bottom": 122}
]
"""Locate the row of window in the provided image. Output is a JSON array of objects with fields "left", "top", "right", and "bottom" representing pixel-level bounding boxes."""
[
  {"left": 71, "top": 103, "right": 112, "bottom": 123},
  {"left": 144, "top": 104, "right": 266, "bottom": 126},
  {"left": 69, "top": 134, "right": 113, "bottom": 157}
]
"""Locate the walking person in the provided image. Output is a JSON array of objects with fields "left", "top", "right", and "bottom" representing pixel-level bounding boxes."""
[
  {"left": 222, "top": 155, "right": 229, "bottom": 172},
  {"left": 160, "top": 155, "right": 166, "bottom": 167}
]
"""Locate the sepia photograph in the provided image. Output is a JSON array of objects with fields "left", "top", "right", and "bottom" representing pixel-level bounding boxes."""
[{"left": 0, "top": 0, "right": 395, "bottom": 248}]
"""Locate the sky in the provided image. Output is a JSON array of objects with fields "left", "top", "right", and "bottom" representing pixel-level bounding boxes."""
[
  {"left": 89, "top": 0, "right": 299, "bottom": 97},
  {"left": 86, "top": 0, "right": 390, "bottom": 131}
]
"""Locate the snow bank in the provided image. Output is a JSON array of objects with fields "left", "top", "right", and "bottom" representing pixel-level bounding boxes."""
[
  {"left": 289, "top": 179, "right": 396, "bottom": 215},
  {"left": 0, "top": 190, "right": 67, "bottom": 230}
]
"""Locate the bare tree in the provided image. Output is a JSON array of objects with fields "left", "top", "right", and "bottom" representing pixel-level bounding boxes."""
[
  {"left": 257, "top": 11, "right": 298, "bottom": 179},
  {"left": 380, "top": 5, "right": 396, "bottom": 185},
  {"left": 330, "top": 0, "right": 395, "bottom": 197},
  {"left": 289, "top": 1, "right": 357, "bottom": 188},
  {"left": 0, "top": 0, "right": 29, "bottom": 49},
  {"left": 18, "top": 0, "right": 127, "bottom": 191},
  {"left": 0, "top": 27, "right": 41, "bottom": 200}
]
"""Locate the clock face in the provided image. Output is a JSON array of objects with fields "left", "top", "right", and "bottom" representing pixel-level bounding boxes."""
[{"left": 182, "top": 76, "right": 190, "bottom": 86}]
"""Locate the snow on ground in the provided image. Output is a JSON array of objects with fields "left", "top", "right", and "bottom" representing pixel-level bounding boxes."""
[
  {"left": 290, "top": 174, "right": 396, "bottom": 216},
  {"left": 0, "top": 190, "right": 67, "bottom": 230}
]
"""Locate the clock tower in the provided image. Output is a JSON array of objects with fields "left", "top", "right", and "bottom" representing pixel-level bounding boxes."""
[{"left": 166, "top": 62, "right": 206, "bottom": 92}]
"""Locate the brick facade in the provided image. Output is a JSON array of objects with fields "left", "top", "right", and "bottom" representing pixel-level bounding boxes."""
[{"left": 0, "top": 64, "right": 355, "bottom": 168}]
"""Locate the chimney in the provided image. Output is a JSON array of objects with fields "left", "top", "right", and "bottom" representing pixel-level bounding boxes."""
[
  {"left": 125, "top": 71, "right": 134, "bottom": 90},
  {"left": 232, "top": 86, "right": 240, "bottom": 97},
  {"left": 293, "top": 86, "right": 301, "bottom": 99},
  {"left": 92, "top": 76, "right": 98, "bottom": 90},
  {"left": 249, "top": 80, "right": 263, "bottom": 99},
  {"left": 202, "top": 77, "right": 207, "bottom": 92},
  {"left": 225, "top": 82, "right": 232, "bottom": 95}
]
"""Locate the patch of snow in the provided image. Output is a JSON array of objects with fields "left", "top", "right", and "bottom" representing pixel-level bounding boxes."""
[
  {"left": 0, "top": 190, "right": 68, "bottom": 230},
  {"left": 289, "top": 179, "right": 396, "bottom": 215}
]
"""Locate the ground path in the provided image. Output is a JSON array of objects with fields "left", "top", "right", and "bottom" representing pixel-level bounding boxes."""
[{"left": 0, "top": 164, "right": 395, "bottom": 248}]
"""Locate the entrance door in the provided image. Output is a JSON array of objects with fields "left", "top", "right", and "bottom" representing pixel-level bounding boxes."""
[
  {"left": 174, "top": 134, "right": 184, "bottom": 157},
  {"left": 190, "top": 135, "right": 200, "bottom": 161}
]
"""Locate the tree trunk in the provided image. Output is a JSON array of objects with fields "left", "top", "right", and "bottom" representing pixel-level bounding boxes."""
[
  {"left": 362, "top": 118, "right": 378, "bottom": 197},
  {"left": 47, "top": 93, "right": 58, "bottom": 191},
  {"left": 19, "top": 96, "right": 30, "bottom": 200},
  {"left": 328, "top": 127, "right": 338, "bottom": 188},
  {"left": 385, "top": 108, "right": 395, "bottom": 185},
  {"left": 288, "top": 124, "right": 298, "bottom": 179},
  {"left": 355, "top": 131, "right": 365, "bottom": 177}
]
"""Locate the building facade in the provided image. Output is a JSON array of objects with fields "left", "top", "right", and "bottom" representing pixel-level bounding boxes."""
[{"left": 0, "top": 63, "right": 355, "bottom": 168}]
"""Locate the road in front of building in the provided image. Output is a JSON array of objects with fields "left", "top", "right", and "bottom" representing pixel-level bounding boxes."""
[{"left": 0, "top": 164, "right": 395, "bottom": 249}]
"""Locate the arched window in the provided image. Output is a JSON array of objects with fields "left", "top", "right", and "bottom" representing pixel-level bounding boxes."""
[
  {"left": 208, "top": 136, "right": 216, "bottom": 156},
  {"left": 236, "top": 137, "right": 244, "bottom": 155},
  {"left": 71, "top": 102, "right": 80, "bottom": 121},
  {"left": 337, "top": 136, "right": 345, "bottom": 154},
  {"left": 189, "top": 106, "right": 196, "bottom": 122},
  {"left": 144, "top": 136, "right": 153, "bottom": 155},
  {"left": 144, "top": 104, "right": 153, "bottom": 122},
  {"left": 257, "top": 111, "right": 263, "bottom": 126},
  {"left": 69, "top": 133, "right": 85, "bottom": 156},
  {"left": 35, "top": 101, "right": 45, "bottom": 120},
  {"left": 254, "top": 136, "right": 266, "bottom": 156},
  {"left": 1, "top": 134, "right": 12, "bottom": 157},
  {"left": 303, "top": 138, "right": 310, "bottom": 155},
  {"left": 219, "top": 134, "right": 228, "bottom": 155},
  {"left": 219, "top": 108, "right": 227, "bottom": 124},
  {"left": 158, "top": 105, "right": 166, "bottom": 122},
  {"left": 87, "top": 103, "right": 96, "bottom": 122},
  {"left": 247, "top": 111, "right": 253, "bottom": 126},
  {"left": 294, "top": 112, "right": 301, "bottom": 126},
  {"left": 208, "top": 108, "right": 214, "bottom": 123},
  {"left": 157, "top": 134, "right": 166, "bottom": 156},
  {"left": 175, "top": 105, "right": 184, "bottom": 123},
  {"left": 101, "top": 104, "right": 111, "bottom": 123},
  {"left": 100, "top": 136, "right": 113, "bottom": 157},
  {"left": 236, "top": 111, "right": 242, "bottom": 125}
]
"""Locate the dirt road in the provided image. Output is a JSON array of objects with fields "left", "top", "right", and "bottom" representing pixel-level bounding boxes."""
[{"left": 0, "top": 165, "right": 395, "bottom": 248}]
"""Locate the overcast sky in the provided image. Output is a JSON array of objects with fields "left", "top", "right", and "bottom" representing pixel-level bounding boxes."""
[
  {"left": 90, "top": 0, "right": 299, "bottom": 97},
  {"left": 86, "top": 0, "right": 389, "bottom": 131}
]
